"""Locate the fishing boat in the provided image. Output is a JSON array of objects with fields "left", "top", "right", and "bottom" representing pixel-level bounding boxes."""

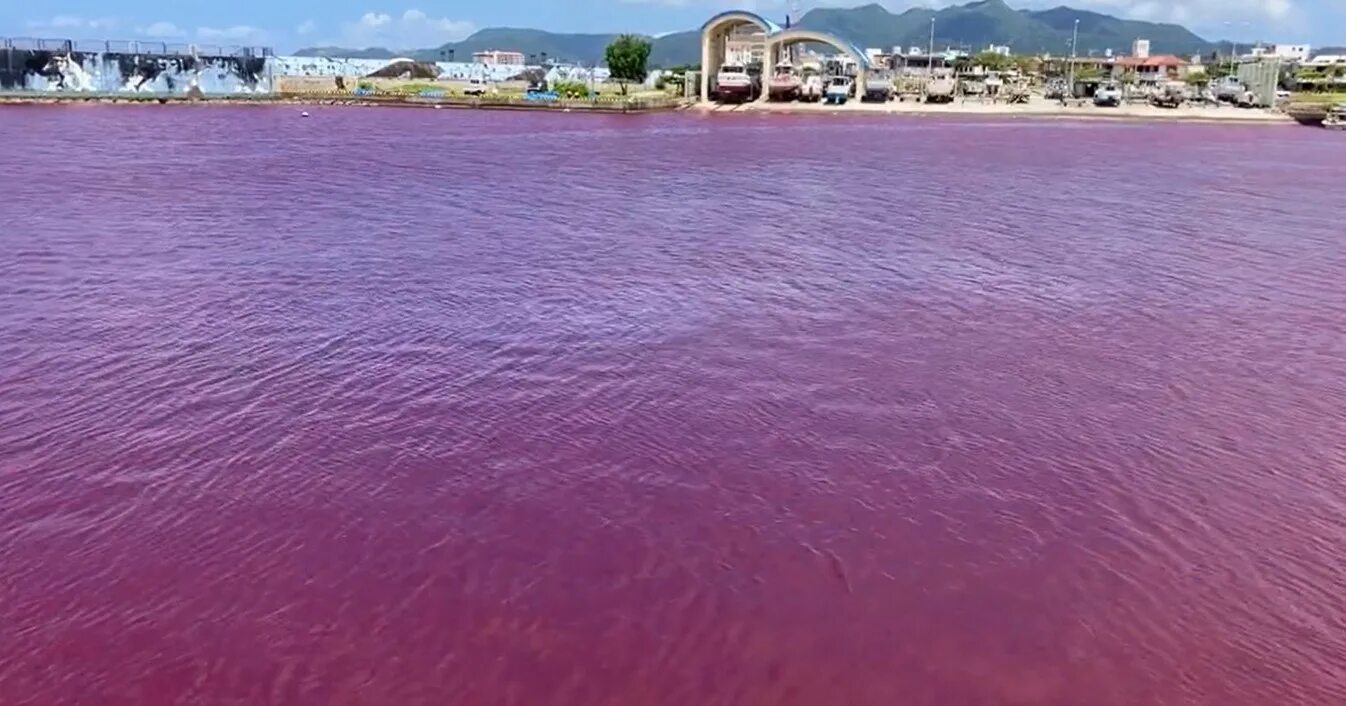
[
  {"left": 863, "top": 72, "right": 893, "bottom": 102},
  {"left": 1286, "top": 102, "right": 1330, "bottom": 126},
  {"left": 1324, "top": 104, "right": 1346, "bottom": 130},
  {"left": 924, "top": 68, "right": 956, "bottom": 104},
  {"left": 768, "top": 62, "right": 802, "bottom": 102}
]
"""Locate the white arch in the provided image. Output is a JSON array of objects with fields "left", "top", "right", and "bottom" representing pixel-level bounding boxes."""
[
  {"left": 701, "top": 11, "right": 780, "bottom": 103},
  {"left": 765, "top": 29, "right": 873, "bottom": 99},
  {"left": 700, "top": 10, "right": 780, "bottom": 36}
]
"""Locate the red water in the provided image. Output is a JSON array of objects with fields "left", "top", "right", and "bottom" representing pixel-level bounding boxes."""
[{"left": 3, "top": 106, "right": 1346, "bottom": 706}]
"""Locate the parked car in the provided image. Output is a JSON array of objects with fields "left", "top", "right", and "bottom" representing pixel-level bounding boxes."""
[
  {"left": 798, "top": 67, "right": 824, "bottom": 103},
  {"left": 825, "top": 76, "right": 854, "bottom": 105},
  {"left": 1093, "top": 82, "right": 1122, "bottom": 107}
]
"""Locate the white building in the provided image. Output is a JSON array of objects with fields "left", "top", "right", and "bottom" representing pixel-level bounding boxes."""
[
  {"left": 472, "top": 50, "right": 525, "bottom": 66},
  {"left": 986, "top": 44, "right": 1011, "bottom": 56},
  {"left": 724, "top": 23, "right": 766, "bottom": 65},
  {"left": 1132, "top": 39, "right": 1151, "bottom": 59},
  {"left": 1250, "top": 44, "right": 1311, "bottom": 61},
  {"left": 1307, "top": 54, "right": 1346, "bottom": 66}
]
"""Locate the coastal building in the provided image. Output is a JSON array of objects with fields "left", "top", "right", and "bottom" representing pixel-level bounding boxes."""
[
  {"left": 1132, "top": 39, "right": 1151, "bottom": 60},
  {"left": 986, "top": 44, "right": 1011, "bottom": 57},
  {"left": 1044, "top": 54, "right": 1190, "bottom": 86},
  {"left": 472, "top": 50, "right": 525, "bottom": 66},
  {"left": 1306, "top": 54, "right": 1346, "bottom": 67},
  {"left": 1251, "top": 44, "right": 1311, "bottom": 61},
  {"left": 1120, "top": 55, "right": 1191, "bottom": 83},
  {"left": 724, "top": 22, "right": 767, "bottom": 65}
]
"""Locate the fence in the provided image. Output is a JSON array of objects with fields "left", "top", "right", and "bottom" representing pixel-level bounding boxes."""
[
  {"left": 275, "top": 84, "right": 683, "bottom": 111},
  {"left": 1, "top": 36, "right": 272, "bottom": 58}
]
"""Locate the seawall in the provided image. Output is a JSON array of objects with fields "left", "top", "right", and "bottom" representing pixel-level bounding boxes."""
[
  {"left": 2, "top": 37, "right": 615, "bottom": 98},
  {"left": 2, "top": 39, "right": 270, "bottom": 95}
]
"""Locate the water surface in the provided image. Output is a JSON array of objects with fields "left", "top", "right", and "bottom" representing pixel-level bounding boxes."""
[{"left": 2, "top": 106, "right": 1346, "bottom": 705}]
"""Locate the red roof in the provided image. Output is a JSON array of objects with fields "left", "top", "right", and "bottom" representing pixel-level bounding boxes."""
[{"left": 1141, "top": 55, "right": 1188, "bottom": 67}]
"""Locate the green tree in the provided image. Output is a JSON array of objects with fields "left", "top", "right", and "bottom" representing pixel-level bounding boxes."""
[
  {"left": 972, "top": 51, "right": 1013, "bottom": 72},
  {"left": 1013, "top": 55, "right": 1042, "bottom": 75},
  {"left": 604, "top": 34, "right": 652, "bottom": 95},
  {"left": 1073, "top": 64, "right": 1104, "bottom": 82}
]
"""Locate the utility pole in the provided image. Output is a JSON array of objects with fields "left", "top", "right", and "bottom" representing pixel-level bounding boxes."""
[
  {"left": 929, "top": 17, "right": 935, "bottom": 76},
  {"left": 1067, "top": 18, "right": 1079, "bottom": 98}
]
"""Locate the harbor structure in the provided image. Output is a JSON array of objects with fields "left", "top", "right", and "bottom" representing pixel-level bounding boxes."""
[{"left": 700, "top": 9, "right": 873, "bottom": 103}]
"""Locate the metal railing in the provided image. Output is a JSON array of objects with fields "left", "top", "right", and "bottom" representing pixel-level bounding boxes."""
[
  {"left": 275, "top": 86, "right": 683, "bottom": 110},
  {"left": 2, "top": 36, "right": 272, "bottom": 58}
]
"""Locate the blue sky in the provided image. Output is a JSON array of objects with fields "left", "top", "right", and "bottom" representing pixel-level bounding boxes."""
[{"left": 4, "top": 1, "right": 1341, "bottom": 52}]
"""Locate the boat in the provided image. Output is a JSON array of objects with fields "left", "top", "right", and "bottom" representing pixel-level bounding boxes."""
[
  {"left": 798, "top": 66, "right": 824, "bottom": 103},
  {"left": 715, "top": 64, "right": 759, "bottom": 103},
  {"left": 768, "top": 62, "right": 802, "bottom": 102},
  {"left": 1286, "top": 102, "right": 1329, "bottom": 126},
  {"left": 862, "top": 73, "right": 893, "bottom": 102},
  {"left": 1213, "top": 76, "right": 1245, "bottom": 103},
  {"left": 1003, "top": 77, "right": 1031, "bottom": 104},
  {"left": 1149, "top": 81, "right": 1186, "bottom": 109},
  {"left": 924, "top": 68, "right": 956, "bottom": 104},
  {"left": 825, "top": 76, "right": 853, "bottom": 105},
  {"left": 1325, "top": 104, "right": 1346, "bottom": 130}
]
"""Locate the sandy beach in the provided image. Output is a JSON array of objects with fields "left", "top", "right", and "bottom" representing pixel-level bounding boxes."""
[{"left": 697, "top": 96, "right": 1296, "bottom": 124}]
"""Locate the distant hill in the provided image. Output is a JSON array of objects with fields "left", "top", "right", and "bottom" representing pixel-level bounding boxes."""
[
  {"left": 407, "top": 28, "right": 621, "bottom": 63},
  {"left": 797, "top": 1, "right": 1212, "bottom": 57},
  {"left": 294, "top": 46, "right": 398, "bottom": 60},
  {"left": 295, "top": 0, "right": 1215, "bottom": 66}
]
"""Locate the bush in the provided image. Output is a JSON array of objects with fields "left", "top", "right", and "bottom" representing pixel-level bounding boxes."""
[{"left": 552, "top": 80, "right": 590, "bottom": 99}]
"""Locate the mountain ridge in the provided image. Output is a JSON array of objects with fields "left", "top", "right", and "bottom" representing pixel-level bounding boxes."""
[{"left": 295, "top": 1, "right": 1215, "bottom": 66}]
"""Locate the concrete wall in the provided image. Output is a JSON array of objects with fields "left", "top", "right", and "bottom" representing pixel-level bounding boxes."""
[
  {"left": 1, "top": 38, "right": 611, "bottom": 96},
  {"left": 1, "top": 47, "right": 270, "bottom": 94}
]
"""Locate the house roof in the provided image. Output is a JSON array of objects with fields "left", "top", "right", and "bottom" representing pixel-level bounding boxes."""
[{"left": 1142, "top": 55, "right": 1189, "bottom": 67}]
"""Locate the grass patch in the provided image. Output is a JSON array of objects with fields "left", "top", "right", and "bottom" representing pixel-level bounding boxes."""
[{"left": 1291, "top": 92, "right": 1346, "bottom": 104}]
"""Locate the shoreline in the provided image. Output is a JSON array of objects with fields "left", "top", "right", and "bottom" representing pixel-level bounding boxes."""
[
  {"left": 0, "top": 92, "right": 685, "bottom": 114},
  {"left": 693, "top": 98, "right": 1297, "bottom": 125},
  {"left": 0, "top": 92, "right": 1307, "bottom": 125}
]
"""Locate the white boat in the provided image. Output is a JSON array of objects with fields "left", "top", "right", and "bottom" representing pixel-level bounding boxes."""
[{"left": 768, "top": 62, "right": 802, "bottom": 101}]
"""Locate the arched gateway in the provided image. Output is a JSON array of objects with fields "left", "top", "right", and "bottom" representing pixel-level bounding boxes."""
[{"left": 700, "top": 11, "right": 873, "bottom": 103}]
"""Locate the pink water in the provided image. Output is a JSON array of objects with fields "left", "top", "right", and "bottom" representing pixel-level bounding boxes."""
[{"left": 3, "top": 106, "right": 1346, "bottom": 706}]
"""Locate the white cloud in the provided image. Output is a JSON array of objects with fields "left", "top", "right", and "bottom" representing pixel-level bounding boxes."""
[
  {"left": 196, "top": 25, "right": 269, "bottom": 44},
  {"left": 25, "top": 15, "right": 119, "bottom": 34},
  {"left": 296, "top": 19, "right": 318, "bottom": 36},
  {"left": 337, "top": 8, "right": 475, "bottom": 50},
  {"left": 140, "top": 21, "right": 184, "bottom": 38}
]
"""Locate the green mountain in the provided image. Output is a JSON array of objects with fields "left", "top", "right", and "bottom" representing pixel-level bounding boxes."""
[
  {"left": 796, "top": 1, "right": 1211, "bottom": 57},
  {"left": 294, "top": 1, "right": 1215, "bottom": 66},
  {"left": 294, "top": 46, "right": 398, "bottom": 59}
]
